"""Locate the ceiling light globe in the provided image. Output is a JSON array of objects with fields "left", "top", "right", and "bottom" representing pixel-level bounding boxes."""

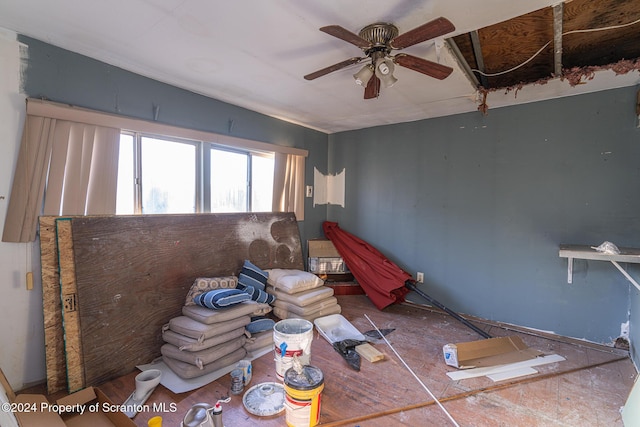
[
  {"left": 353, "top": 65, "right": 374, "bottom": 86},
  {"left": 375, "top": 58, "right": 397, "bottom": 88}
]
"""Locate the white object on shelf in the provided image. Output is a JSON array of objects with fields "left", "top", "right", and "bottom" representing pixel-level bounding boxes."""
[
  {"left": 559, "top": 244, "right": 640, "bottom": 292},
  {"left": 314, "top": 314, "right": 365, "bottom": 344},
  {"left": 591, "top": 241, "right": 621, "bottom": 255}
]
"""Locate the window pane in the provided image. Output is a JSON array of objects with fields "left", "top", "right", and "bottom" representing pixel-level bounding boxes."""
[
  {"left": 211, "top": 149, "right": 247, "bottom": 212},
  {"left": 116, "top": 134, "right": 135, "bottom": 215},
  {"left": 251, "top": 155, "right": 274, "bottom": 212},
  {"left": 141, "top": 136, "right": 196, "bottom": 214}
]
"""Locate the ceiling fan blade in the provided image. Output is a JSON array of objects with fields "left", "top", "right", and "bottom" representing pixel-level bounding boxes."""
[
  {"left": 394, "top": 54, "right": 453, "bottom": 80},
  {"left": 390, "top": 17, "right": 455, "bottom": 49},
  {"left": 320, "top": 25, "right": 372, "bottom": 49},
  {"left": 364, "top": 75, "right": 380, "bottom": 99},
  {"left": 304, "top": 57, "right": 365, "bottom": 80}
]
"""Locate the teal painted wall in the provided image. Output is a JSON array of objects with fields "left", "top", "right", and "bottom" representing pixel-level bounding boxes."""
[
  {"left": 18, "top": 36, "right": 329, "bottom": 252},
  {"left": 328, "top": 88, "right": 640, "bottom": 359}
]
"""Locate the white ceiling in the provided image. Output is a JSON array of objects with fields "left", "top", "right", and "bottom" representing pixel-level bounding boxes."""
[{"left": 1, "top": 0, "right": 639, "bottom": 134}]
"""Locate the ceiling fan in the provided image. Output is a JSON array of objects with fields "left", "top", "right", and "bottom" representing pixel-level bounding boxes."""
[{"left": 304, "top": 17, "right": 456, "bottom": 99}]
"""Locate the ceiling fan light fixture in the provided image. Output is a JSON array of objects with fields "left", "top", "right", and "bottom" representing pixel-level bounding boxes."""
[
  {"left": 375, "top": 58, "right": 397, "bottom": 88},
  {"left": 353, "top": 64, "right": 374, "bottom": 86},
  {"left": 306, "top": 17, "right": 456, "bottom": 99}
]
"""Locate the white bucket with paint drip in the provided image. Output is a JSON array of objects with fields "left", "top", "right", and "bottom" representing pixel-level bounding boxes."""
[{"left": 273, "top": 319, "right": 313, "bottom": 380}]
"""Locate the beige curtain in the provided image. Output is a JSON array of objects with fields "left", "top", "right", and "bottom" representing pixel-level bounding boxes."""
[
  {"left": 273, "top": 152, "right": 305, "bottom": 221},
  {"left": 2, "top": 115, "right": 120, "bottom": 242}
]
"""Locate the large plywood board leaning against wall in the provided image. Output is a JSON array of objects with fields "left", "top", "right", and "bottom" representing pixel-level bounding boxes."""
[
  {"left": 39, "top": 216, "right": 66, "bottom": 394},
  {"left": 40, "top": 217, "right": 86, "bottom": 393},
  {"left": 40, "top": 213, "right": 304, "bottom": 391},
  {"left": 57, "top": 219, "right": 84, "bottom": 392}
]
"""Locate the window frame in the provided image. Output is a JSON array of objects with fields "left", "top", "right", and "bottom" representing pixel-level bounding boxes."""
[{"left": 119, "top": 132, "right": 276, "bottom": 215}]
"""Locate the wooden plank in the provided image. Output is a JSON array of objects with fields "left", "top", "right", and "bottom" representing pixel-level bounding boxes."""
[
  {"left": 56, "top": 218, "right": 85, "bottom": 392},
  {"left": 68, "top": 212, "right": 303, "bottom": 386},
  {"left": 39, "top": 216, "right": 67, "bottom": 394},
  {"left": 487, "top": 367, "right": 538, "bottom": 382},
  {"left": 446, "top": 354, "right": 566, "bottom": 381},
  {"left": 559, "top": 244, "right": 640, "bottom": 263},
  {"left": 355, "top": 343, "right": 385, "bottom": 362},
  {"left": 475, "top": 7, "right": 554, "bottom": 89},
  {"left": 563, "top": 0, "right": 640, "bottom": 68}
]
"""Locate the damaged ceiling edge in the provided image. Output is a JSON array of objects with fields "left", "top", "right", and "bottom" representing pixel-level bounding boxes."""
[
  {"left": 446, "top": 0, "right": 640, "bottom": 116},
  {"left": 475, "top": 59, "right": 640, "bottom": 115}
]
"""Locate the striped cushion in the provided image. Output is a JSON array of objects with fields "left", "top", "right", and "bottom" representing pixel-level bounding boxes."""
[
  {"left": 182, "top": 301, "right": 271, "bottom": 324},
  {"left": 240, "top": 284, "right": 276, "bottom": 305},
  {"left": 238, "top": 260, "right": 268, "bottom": 291},
  {"left": 184, "top": 276, "right": 238, "bottom": 306},
  {"left": 194, "top": 288, "right": 252, "bottom": 309}
]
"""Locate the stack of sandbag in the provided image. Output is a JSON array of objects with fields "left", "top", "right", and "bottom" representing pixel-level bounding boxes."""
[
  {"left": 161, "top": 271, "right": 275, "bottom": 379},
  {"left": 266, "top": 269, "right": 341, "bottom": 322}
]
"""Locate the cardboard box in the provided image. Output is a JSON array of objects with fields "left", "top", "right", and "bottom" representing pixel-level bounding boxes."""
[
  {"left": 0, "top": 368, "right": 135, "bottom": 427},
  {"left": 308, "top": 239, "right": 350, "bottom": 274},
  {"left": 443, "top": 336, "right": 543, "bottom": 369},
  {"left": 308, "top": 239, "right": 341, "bottom": 258}
]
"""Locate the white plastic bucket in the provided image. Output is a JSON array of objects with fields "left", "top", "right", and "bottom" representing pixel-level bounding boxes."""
[{"left": 273, "top": 319, "right": 313, "bottom": 380}]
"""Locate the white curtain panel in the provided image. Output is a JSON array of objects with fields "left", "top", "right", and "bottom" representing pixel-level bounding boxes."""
[
  {"left": 2, "top": 114, "right": 120, "bottom": 242},
  {"left": 273, "top": 152, "right": 305, "bottom": 221}
]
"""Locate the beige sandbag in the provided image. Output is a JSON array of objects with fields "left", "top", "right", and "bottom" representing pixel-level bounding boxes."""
[
  {"left": 182, "top": 300, "right": 271, "bottom": 324},
  {"left": 273, "top": 297, "right": 338, "bottom": 316},
  {"left": 266, "top": 285, "right": 333, "bottom": 306},
  {"left": 161, "top": 336, "right": 246, "bottom": 369},
  {"left": 166, "top": 315, "right": 250, "bottom": 341},
  {"left": 163, "top": 347, "right": 246, "bottom": 379}
]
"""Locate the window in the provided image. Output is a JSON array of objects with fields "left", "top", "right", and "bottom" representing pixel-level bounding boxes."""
[
  {"left": 116, "top": 133, "right": 274, "bottom": 215},
  {"left": 210, "top": 148, "right": 247, "bottom": 212},
  {"left": 116, "top": 134, "right": 135, "bottom": 214},
  {"left": 251, "top": 154, "right": 275, "bottom": 212},
  {"left": 3, "top": 99, "right": 307, "bottom": 242}
]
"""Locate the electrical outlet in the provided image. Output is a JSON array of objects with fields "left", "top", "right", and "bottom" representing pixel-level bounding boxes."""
[{"left": 416, "top": 272, "right": 424, "bottom": 283}]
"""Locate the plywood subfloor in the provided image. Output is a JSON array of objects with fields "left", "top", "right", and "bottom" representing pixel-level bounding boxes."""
[{"left": 90, "top": 295, "right": 636, "bottom": 427}]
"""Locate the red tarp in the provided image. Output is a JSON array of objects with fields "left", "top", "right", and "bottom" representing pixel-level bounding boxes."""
[{"left": 323, "top": 221, "right": 411, "bottom": 310}]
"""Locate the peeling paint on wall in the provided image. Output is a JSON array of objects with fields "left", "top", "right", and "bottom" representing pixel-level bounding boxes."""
[
  {"left": 18, "top": 42, "right": 28, "bottom": 94},
  {"left": 313, "top": 167, "right": 345, "bottom": 207}
]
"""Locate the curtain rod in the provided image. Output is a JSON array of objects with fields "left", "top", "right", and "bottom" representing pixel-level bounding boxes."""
[{"left": 26, "top": 98, "right": 308, "bottom": 157}]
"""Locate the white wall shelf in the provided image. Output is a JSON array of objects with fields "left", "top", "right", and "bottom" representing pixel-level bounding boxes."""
[{"left": 559, "top": 244, "right": 640, "bottom": 292}]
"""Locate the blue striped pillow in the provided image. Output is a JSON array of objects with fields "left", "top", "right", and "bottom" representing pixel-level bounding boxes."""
[
  {"left": 194, "top": 288, "right": 252, "bottom": 309},
  {"left": 242, "top": 285, "right": 276, "bottom": 305},
  {"left": 238, "top": 260, "right": 268, "bottom": 291}
]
